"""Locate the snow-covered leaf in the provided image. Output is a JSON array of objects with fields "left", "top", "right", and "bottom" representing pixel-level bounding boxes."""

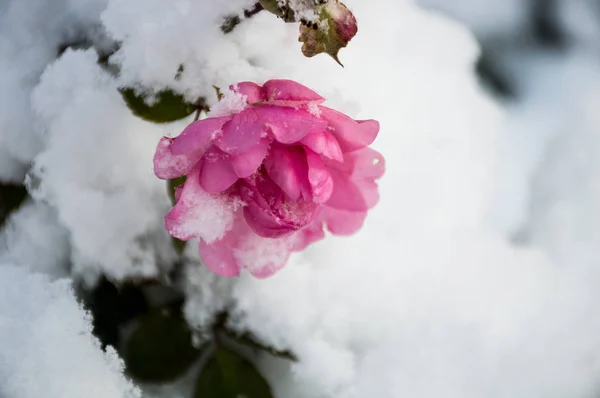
[
  {"left": 0, "top": 184, "right": 28, "bottom": 228},
  {"left": 125, "top": 309, "right": 202, "bottom": 382},
  {"left": 194, "top": 346, "right": 273, "bottom": 398},
  {"left": 119, "top": 88, "right": 198, "bottom": 123}
]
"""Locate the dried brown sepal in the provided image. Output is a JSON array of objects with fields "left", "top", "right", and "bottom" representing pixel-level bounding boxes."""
[{"left": 298, "top": 1, "right": 357, "bottom": 66}]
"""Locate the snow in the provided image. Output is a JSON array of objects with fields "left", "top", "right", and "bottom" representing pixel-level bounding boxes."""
[
  {"left": 3, "top": 0, "right": 600, "bottom": 397},
  {"left": 207, "top": 89, "right": 248, "bottom": 117},
  {"left": 0, "top": 202, "right": 70, "bottom": 278},
  {"left": 0, "top": 265, "right": 140, "bottom": 398},
  {"left": 30, "top": 49, "right": 178, "bottom": 284},
  {"left": 167, "top": 185, "right": 238, "bottom": 243}
]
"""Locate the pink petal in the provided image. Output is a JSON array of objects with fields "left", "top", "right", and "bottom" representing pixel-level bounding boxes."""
[
  {"left": 231, "top": 222, "right": 292, "bottom": 278},
  {"left": 255, "top": 105, "right": 328, "bottom": 144},
  {"left": 264, "top": 146, "right": 310, "bottom": 201},
  {"left": 323, "top": 147, "right": 386, "bottom": 179},
  {"left": 230, "top": 82, "right": 265, "bottom": 104},
  {"left": 242, "top": 205, "right": 297, "bottom": 238},
  {"left": 199, "top": 214, "right": 292, "bottom": 278},
  {"left": 322, "top": 207, "right": 367, "bottom": 235},
  {"left": 305, "top": 149, "right": 333, "bottom": 204},
  {"left": 199, "top": 238, "right": 241, "bottom": 277},
  {"left": 174, "top": 185, "right": 183, "bottom": 202},
  {"left": 326, "top": 167, "right": 379, "bottom": 211},
  {"left": 198, "top": 215, "right": 244, "bottom": 277},
  {"left": 320, "top": 107, "right": 379, "bottom": 152},
  {"left": 291, "top": 222, "right": 325, "bottom": 251},
  {"left": 263, "top": 79, "right": 324, "bottom": 102},
  {"left": 170, "top": 116, "right": 230, "bottom": 155},
  {"left": 214, "top": 108, "right": 266, "bottom": 155},
  {"left": 239, "top": 176, "right": 321, "bottom": 238},
  {"left": 165, "top": 164, "right": 236, "bottom": 242},
  {"left": 153, "top": 137, "right": 199, "bottom": 180},
  {"left": 300, "top": 130, "right": 343, "bottom": 161},
  {"left": 239, "top": 181, "right": 297, "bottom": 237},
  {"left": 198, "top": 147, "right": 238, "bottom": 193},
  {"left": 229, "top": 138, "right": 270, "bottom": 178},
  {"left": 344, "top": 147, "right": 385, "bottom": 179}
]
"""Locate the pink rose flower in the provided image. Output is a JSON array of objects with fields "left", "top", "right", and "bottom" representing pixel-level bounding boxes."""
[{"left": 154, "top": 79, "right": 384, "bottom": 278}]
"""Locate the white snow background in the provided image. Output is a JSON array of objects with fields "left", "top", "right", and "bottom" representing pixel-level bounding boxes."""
[{"left": 2, "top": 0, "right": 600, "bottom": 397}]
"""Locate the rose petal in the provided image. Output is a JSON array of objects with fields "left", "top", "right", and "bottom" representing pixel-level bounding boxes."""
[
  {"left": 214, "top": 108, "right": 266, "bottom": 155},
  {"left": 230, "top": 82, "right": 265, "bottom": 104},
  {"left": 199, "top": 212, "right": 292, "bottom": 278},
  {"left": 170, "top": 116, "right": 230, "bottom": 155},
  {"left": 320, "top": 107, "right": 379, "bottom": 152},
  {"left": 300, "top": 129, "right": 343, "bottom": 161},
  {"left": 264, "top": 146, "right": 310, "bottom": 201},
  {"left": 229, "top": 138, "right": 270, "bottom": 178},
  {"left": 242, "top": 205, "right": 297, "bottom": 238},
  {"left": 165, "top": 164, "right": 236, "bottom": 242},
  {"left": 198, "top": 147, "right": 238, "bottom": 193},
  {"left": 174, "top": 185, "right": 183, "bottom": 202},
  {"left": 239, "top": 176, "right": 320, "bottom": 238},
  {"left": 322, "top": 207, "right": 367, "bottom": 235},
  {"left": 305, "top": 149, "right": 333, "bottom": 204},
  {"left": 323, "top": 147, "right": 385, "bottom": 179},
  {"left": 263, "top": 79, "right": 324, "bottom": 102},
  {"left": 343, "top": 147, "right": 386, "bottom": 179},
  {"left": 239, "top": 181, "right": 296, "bottom": 237},
  {"left": 326, "top": 167, "right": 379, "bottom": 211},
  {"left": 198, "top": 214, "right": 245, "bottom": 277},
  {"left": 232, "top": 231, "right": 291, "bottom": 278},
  {"left": 153, "top": 137, "right": 198, "bottom": 180},
  {"left": 255, "top": 105, "right": 328, "bottom": 144},
  {"left": 291, "top": 222, "right": 325, "bottom": 251}
]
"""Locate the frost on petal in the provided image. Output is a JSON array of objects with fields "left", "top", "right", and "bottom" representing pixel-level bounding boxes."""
[
  {"left": 170, "top": 116, "right": 230, "bottom": 155},
  {"left": 214, "top": 108, "right": 266, "bottom": 155},
  {"left": 165, "top": 165, "right": 236, "bottom": 242},
  {"left": 320, "top": 107, "right": 379, "bottom": 152},
  {"left": 264, "top": 145, "right": 311, "bottom": 201},
  {"left": 305, "top": 149, "right": 334, "bottom": 204},
  {"left": 199, "top": 214, "right": 291, "bottom": 278},
  {"left": 233, "top": 230, "right": 292, "bottom": 278},
  {"left": 207, "top": 90, "right": 248, "bottom": 118},
  {"left": 198, "top": 147, "right": 238, "bottom": 193},
  {"left": 263, "top": 79, "right": 325, "bottom": 103},
  {"left": 153, "top": 137, "right": 199, "bottom": 180},
  {"left": 230, "top": 82, "right": 265, "bottom": 104},
  {"left": 255, "top": 105, "right": 328, "bottom": 144},
  {"left": 198, "top": 215, "right": 246, "bottom": 277},
  {"left": 229, "top": 138, "right": 270, "bottom": 178},
  {"left": 300, "top": 129, "right": 343, "bottom": 161},
  {"left": 322, "top": 207, "right": 367, "bottom": 235}
]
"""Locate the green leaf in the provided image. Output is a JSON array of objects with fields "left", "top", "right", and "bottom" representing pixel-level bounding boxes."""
[
  {"left": 0, "top": 184, "right": 28, "bottom": 228},
  {"left": 194, "top": 346, "right": 273, "bottom": 398},
  {"left": 119, "top": 87, "right": 197, "bottom": 123},
  {"left": 125, "top": 310, "right": 202, "bottom": 382}
]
